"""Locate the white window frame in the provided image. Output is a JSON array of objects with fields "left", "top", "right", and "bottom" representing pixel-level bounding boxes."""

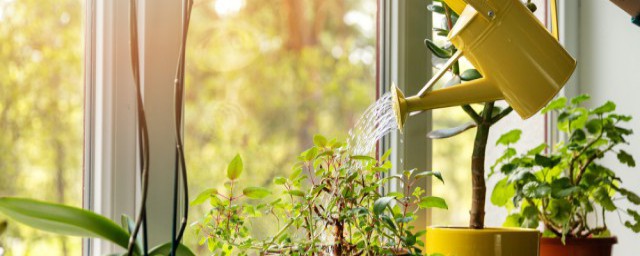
[
  {"left": 84, "top": 0, "right": 185, "bottom": 254},
  {"left": 85, "top": 0, "right": 431, "bottom": 255},
  {"left": 378, "top": 0, "right": 433, "bottom": 231}
]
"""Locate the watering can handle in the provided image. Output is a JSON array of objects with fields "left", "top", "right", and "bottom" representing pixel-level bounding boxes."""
[
  {"left": 551, "top": 0, "right": 559, "bottom": 41},
  {"left": 464, "top": 0, "right": 561, "bottom": 36}
]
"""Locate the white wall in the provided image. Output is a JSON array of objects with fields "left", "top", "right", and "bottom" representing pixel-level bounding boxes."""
[{"left": 579, "top": 1, "right": 640, "bottom": 255}]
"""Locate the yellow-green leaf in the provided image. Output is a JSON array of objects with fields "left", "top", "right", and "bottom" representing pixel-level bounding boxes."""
[
  {"left": 227, "top": 154, "right": 243, "bottom": 180},
  {"left": 243, "top": 187, "right": 271, "bottom": 199}
]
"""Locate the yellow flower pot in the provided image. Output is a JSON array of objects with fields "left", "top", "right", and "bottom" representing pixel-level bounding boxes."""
[{"left": 425, "top": 227, "right": 540, "bottom": 256}]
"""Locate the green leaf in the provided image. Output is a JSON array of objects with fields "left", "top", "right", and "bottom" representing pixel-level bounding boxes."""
[
  {"left": 148, "top": 242, "right": 196, "bottom": 256},
  {"left": 521, "top": 206, "right": 540, "bottom": 228},
  {"left": 551, "top": 178, "right": 580, "bottom": 199},
  {"left": 414, "top": 171, "right": 444, "bottom": 183},
  {"left": 570, "top": 129, "right": 586, "bottom": 142},
  {"left": 0, "top": 197, "right": 130, "bottom": 249},
  {"left": 121, "top": 215, "right": 143, "bottom": 255},
  {"left": 380, "top": 149, "right": 392, "bottom": 162},
  {"left": 373, "top": 197, "right": 394, "bottom": 215},
  {"left": 592, "top": 101, "right": 616, "bottom": 114},
  {"left": 585, "top": 119, "right": 602, "bottom": 134},
  {"left": 491, "top": 178, "right": 515, "bottom": 207},
  {"left": 418, "top": 196, "right": 448, "bottom": 210},
  {"left": 273, "top": 176, "right": 287, "bottom": 185},
  {"left": 427, "top": 4, "right": 445, "bottom": 14},
  {"left": 190, "top": 188, "right": 218, "bottom": 206},
  {"left": 496, "top": 129, "right": 522, "bottom": 146},
  {"left": 570, "top": 94, "right": 591, "bottom": 105},
  {"left": 548, "top": 199, "right": 572, "bottom": 223},
  {"left": 617, "top": 150, "right": 636, "bottom": 167},
  {"left": 427, "top": 121, "right": 476, "bottom": 139},
  {"left": 424, "top": 39, "right": 452, "bottom": 59},
  {"left": 227, "top": 154, "right": 243, "bottom": 180},
  {"left": 593, "top": 187, "right": 616, "bottom": 211},
  {"left": 243, "top": 187, "right": 271, "bottom": 199},
  {"left": 625, "top": 209, "right": 640, "bottom": 232},
  {"left": 460, "top": 69, "right": 482, "bottom": 81},
  {"left": 526, "top": 143, "right": 547, "bottom": 156},
  {"left": 287, "top": 190, "right": 305, "bottom": 197},
  {"left": 313, "top": 134, "right": 327, "bottom": 147},
  {"left": 523, "top": 182, "right": 551, "bottom": 198},
  {"left": 541, "top": 97, "right": 566, "bottom": 114},
  {"left": 619, "top": 188, "right": 640, "bottom": 205},
  {"left": 503, "top": 213, "right": 523, "bottom": 227},
  {"left": 534, "top": 154, "right": 561, "bottom": 168}
]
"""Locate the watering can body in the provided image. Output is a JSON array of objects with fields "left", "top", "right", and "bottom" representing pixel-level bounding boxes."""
[{"left": 393, "top": 0, "right": 576, "bottom": 129}]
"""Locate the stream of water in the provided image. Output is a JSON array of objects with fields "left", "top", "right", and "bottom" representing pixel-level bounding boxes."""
[
  {"left": 345, "top": 92, "right": 397, "bottom": 155},
  {"left": 318, "top": 92, "right": 398, "bottom": 255}
]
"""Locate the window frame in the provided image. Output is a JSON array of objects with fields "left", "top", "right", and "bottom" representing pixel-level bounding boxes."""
[
  {"left": 378, "top": 0, "right": 433, "bottom": 231},
  {"left": 85, "top": 0, "right": 433, "bottom": 254}
]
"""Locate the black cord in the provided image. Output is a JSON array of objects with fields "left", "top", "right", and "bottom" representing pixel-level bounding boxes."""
[
  {"left": 170, "top": 0, "right": 194, "bottom": 255},
  {"left": 127, "top": 0, "right": 151, "bottom": 255}
]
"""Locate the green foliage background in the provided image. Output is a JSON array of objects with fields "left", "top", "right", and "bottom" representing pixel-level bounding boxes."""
[
  {"left": 0, "top": 0, "right": 84, "bottom": 255},
  {"left": 182, "top": 0, "right": 375, "bottom": 253}
]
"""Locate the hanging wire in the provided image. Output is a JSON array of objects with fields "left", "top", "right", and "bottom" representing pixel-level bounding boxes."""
[{"left": 127, "top": 0, "right": 151, "bottom": 255}]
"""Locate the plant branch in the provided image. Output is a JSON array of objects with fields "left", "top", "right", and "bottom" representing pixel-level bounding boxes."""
[
  {"left": 491, "top": 106, "right": 513, "bottom": 124},
  {"left": 462, "top": 105, "right": 482, "bottom": 124}
]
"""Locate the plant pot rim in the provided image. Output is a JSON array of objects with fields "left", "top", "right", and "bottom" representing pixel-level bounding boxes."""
[
  {"left": 541, "top": 236, "right": 618, "bottom": 245},
  {"left": 427, "top": 226, "right": 540, "bottom": 234}
]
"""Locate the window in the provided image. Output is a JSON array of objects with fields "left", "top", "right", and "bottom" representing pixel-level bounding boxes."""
[
  {"left": 182, "top": 0, "right": 377, "bottom": 251},
  {"left": 0, "top": 0, "right": 84, "bottom": 255}
]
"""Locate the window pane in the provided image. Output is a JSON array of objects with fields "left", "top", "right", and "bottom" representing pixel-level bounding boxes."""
[
  {"left": 0, "top": 0, "right": 84, "bottom": 255},
  {"left": 184, "top": 0, "right": 375, "bottom": 252}
]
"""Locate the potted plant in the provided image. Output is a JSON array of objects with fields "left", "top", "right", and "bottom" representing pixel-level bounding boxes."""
[
  {"left": 191, "top": 135, "right": 448, "bottom": 255},
  {"left": 417, "top": 1, "right": 543, "bottom": 255},
  {"left": 490, "top": 95, "right": 640, "bottom": 256}
]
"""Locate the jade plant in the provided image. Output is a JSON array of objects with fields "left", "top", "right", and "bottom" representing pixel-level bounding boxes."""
[
  {"left": 490, "top": 95, "right": 640, "bottom": 240},
  {"left": 423, "top": 0, "right": 539, "bottom": 229},
  {"left": 192, "top": 135, "right": 447, "bottom": 255}
]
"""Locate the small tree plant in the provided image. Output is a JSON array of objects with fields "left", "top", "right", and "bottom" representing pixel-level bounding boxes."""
[
  {"left": 423, "top": 1, "right": 540, "bottom": 229},
  {"left": 490, "top": 95, "right": 640, "bottom": 240}
]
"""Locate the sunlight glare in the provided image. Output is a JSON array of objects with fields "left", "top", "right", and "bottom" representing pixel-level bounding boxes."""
[{"left": 212, "top": 0, "right": 245, "bottom": 17}]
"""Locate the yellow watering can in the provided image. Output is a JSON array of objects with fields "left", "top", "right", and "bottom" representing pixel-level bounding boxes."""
[{"left": 392, "top": 0, "right": 576, "bottom": 130}]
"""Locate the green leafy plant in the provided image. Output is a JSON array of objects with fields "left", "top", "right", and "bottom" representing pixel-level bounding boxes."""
[
  {"left": 192, "top": 135, "right": 447, "bottom": 255},
  {"left": 490, "top": 95, "right": 639, "bottom": 240},
  {"left": 0, "top": 197, "right": 195, "bottom": 256}
]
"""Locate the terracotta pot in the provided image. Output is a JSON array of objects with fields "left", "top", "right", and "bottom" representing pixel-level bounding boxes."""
[
  {"left": 540, "top": 237, "right": 617, "bottom": 256},
  {"left": 425, "top": 226, "right": 540, "bottom": 256}
]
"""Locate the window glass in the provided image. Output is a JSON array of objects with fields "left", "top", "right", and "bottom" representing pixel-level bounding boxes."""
[
  {"left": 0, "top": 0, "right": 84, "bottom": 255},
  {"left": 183, "top": 0, "right": 376, "bottom": 252}
]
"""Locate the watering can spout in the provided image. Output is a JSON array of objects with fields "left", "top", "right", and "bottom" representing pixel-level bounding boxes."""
[{"left": 392, "top": 79, "right": 502, "bottom": 130}]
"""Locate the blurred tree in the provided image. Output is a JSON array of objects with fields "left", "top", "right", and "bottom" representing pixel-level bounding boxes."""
[
  {"left": 184, "top": 0, "right": 376, "bottom": 252},
  {"left": 0, "top": 0, "right": 83, "bottom": 255}
]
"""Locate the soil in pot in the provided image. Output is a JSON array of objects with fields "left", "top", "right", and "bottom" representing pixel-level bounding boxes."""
[{"left": 540, "top": 237, "right": 617, "bottom": 256}]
